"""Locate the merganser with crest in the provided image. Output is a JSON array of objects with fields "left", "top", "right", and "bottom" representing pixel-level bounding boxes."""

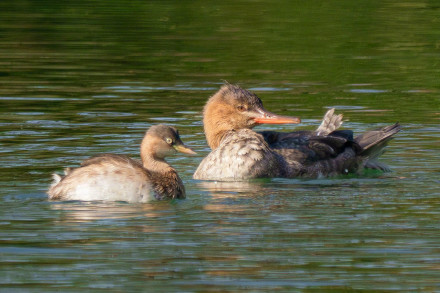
[
  {"left": 48, "top": 124, "right": 196, "bottom": 202},
  {"left": 193, "top": 84, "right": 400, "bottom": 181}
]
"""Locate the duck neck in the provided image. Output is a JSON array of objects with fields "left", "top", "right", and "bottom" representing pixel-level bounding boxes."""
[
  {"left": 140, "top": 139, "right": 173, "bottom": 173},
  {"left": 203, "top": 106, "right": 235, "bottom": 150},
  {"left": 204, "top": 125, "right": 229, "bottom": 150},
  {"left": 141, "top": 152, "right": 172, "bottom": 174},
  {"left": 141, "top": 150, "right": 184, "bottom": 200}
]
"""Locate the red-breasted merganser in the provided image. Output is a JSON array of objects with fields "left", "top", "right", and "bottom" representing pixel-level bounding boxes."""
[
  {"left": 48, "top": 124, "right": 196, "bottom": 202},
  {"left": 193, "top": 84, "right": 400, "bottom": 181}
]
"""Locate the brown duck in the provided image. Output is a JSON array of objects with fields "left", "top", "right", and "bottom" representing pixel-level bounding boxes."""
[
  {"left": 48, "top": 124, "right": 196, "bottom": 202},
  {"left": 193, "top": 84, "right": 400, "bottom": 181}
]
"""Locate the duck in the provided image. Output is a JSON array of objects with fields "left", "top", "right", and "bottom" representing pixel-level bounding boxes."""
[
  {"left": 48, "top": 124, "right": 196, "bottom": 202},
  {"left": 193, "top": 84, "right": 401, "bottom": 181}
]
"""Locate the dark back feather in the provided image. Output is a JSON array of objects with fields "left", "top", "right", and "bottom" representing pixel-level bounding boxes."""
[{"left": 355, "top": 123, "right": 401, "bottom": 157}]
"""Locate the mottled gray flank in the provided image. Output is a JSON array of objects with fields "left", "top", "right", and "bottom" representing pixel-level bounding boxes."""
[
  {"left": 195, "top": 122, "right": 401, "bottom": 181},
  {"left": 194, "top": 129, "right": 287, "bottom": 180}
]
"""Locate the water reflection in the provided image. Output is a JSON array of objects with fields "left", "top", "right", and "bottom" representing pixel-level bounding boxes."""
[
  {"left": 196, "top": 180, "right": 269, "bottom": 195},
  {"left": 49, "top": 202, "right": 176, "bottom": 223}
]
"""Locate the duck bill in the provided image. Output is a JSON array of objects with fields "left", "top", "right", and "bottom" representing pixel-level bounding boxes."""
[
  {"left": 253, "top": 109, "right": 301, "bottom": 125},
  {"left": 173, "top": 144, "right": 197, "bottom": 155}
]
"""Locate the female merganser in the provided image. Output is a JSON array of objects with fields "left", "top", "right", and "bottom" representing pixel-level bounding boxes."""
[
  {"left": 48, "top": 124, "right": 196, "bottom": 202},
  {"left": 193, "top": 84, "right": 400, "bottom": 181}
]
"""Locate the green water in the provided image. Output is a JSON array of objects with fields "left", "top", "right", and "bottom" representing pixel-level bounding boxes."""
[{"left": 1, "top": 1, "right": 439, "bottom": 291}]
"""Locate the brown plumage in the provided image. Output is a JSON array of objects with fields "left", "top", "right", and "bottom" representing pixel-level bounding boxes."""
[
  {"left": 48, "top": 124, "right": 196, "bottom": 202},
  {"left": 193, "top": 84, "right": 401, "bottom": 180}
]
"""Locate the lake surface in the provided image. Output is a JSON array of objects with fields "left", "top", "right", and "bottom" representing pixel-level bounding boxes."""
[{"left": 1, "top": 1, "right": 439, "bottom": 291}]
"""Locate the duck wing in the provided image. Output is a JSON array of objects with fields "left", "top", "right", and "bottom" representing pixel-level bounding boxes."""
[
  {"left": 261, "top": 130, "right": 358, "bottom": 161},
  {"left": 260, "top": 123, "right": 400, "bottom": 177}
]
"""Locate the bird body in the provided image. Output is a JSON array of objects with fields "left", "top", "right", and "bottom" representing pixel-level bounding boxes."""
[
  {"left": 48, "top": 125, "right": 195, "bottom": 202},
  {"left": 194, "top": 84, "right": 400, "bottom": 181}
]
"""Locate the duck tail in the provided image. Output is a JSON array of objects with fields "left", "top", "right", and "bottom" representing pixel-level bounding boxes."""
[
  {"left": 51, "top": 173, "right": 62, "bottom": 186},
  {"left": 49, "top": 168, "right": 72, "bottom": 186},
  {"left": 48, "top": 173, "right": 63, "bottom": 200},
  {"left": 316, "top": 108, "right": 343, "bottom": 136},
  {"left": 355, "top": 123, "right": 401, "bottom": 170}
]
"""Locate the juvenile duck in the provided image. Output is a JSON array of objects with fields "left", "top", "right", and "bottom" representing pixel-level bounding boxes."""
[
  {"left": 193, "top": 84, "right": 400, "bottom": 180},
  {"left": 48, "top": 124, "right": 196, "bottom": 202}
]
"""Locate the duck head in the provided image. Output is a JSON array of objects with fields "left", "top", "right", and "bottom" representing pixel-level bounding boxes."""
[
  {"left": 203, "top": 84, "right": 301, "bottom": 149},
  {"left": 141, "top": 124, "right": 196, "bottom": 161}
]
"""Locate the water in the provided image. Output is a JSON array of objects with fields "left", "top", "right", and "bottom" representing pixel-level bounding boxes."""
[{"left": 1, "top": 1, "right": 439, "bottom": 291}]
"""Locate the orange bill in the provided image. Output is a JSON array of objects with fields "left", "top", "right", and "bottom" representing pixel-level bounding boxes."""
[
  {"left": 254, "top": 115, "right": 301, "bottom": 125},
  {"left": 252, "top": 107, "right": 301, "bottom": 125}
]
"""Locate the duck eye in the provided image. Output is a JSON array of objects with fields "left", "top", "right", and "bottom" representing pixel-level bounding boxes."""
[
  {"left": 166, "top": 138, "right": 173, "bottom": 145},
  {"left": 237, "top": 105, "right": 246, "bottom": 112}
]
